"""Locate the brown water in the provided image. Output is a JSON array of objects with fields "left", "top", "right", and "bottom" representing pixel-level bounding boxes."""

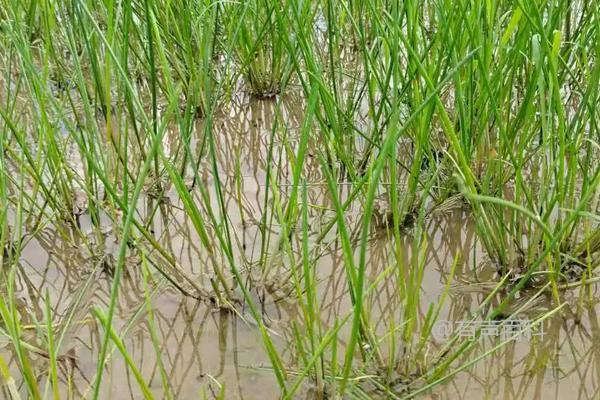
[{"left": 2, "top": 94, "right": 599, "bottom": 399}]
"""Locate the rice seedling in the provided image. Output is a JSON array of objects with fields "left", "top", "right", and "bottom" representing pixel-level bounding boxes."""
[
  {"left": 0, "top": 0, "right": 599, "bottom": 398},
  {"left": 224, "top": 0, "right": 292, "bottom": 98}
]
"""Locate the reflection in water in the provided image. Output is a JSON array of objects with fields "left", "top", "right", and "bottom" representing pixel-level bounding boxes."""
[
  {"left": 431, "top": 298, "right": 600, "bottom": 400},
  {"left": 3, "top": 95, "right": 599, "bottom": 399}
]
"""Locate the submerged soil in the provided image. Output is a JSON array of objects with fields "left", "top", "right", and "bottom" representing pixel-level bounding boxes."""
[{"left": 2, "top": 94, "right": 599, "bottom": 399}]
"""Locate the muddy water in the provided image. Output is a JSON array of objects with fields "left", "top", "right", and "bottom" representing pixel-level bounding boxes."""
[{"left": 3, "top": 94, "right": 599, "bottom": 399}]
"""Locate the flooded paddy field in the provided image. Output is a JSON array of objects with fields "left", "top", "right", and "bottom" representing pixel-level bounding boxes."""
[{"left": 1, "top": 0, "right": 600, "bottom": 399}]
